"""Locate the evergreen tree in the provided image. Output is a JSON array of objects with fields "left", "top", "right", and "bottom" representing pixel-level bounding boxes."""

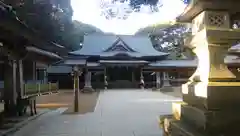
[{"left": 136, "top": 22, "right": 194, "bottom": 59}]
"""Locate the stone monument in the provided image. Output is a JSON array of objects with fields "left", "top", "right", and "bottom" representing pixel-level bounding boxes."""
[
  {"left": 82, "top": 68, "right": 95, "bottom": 93},
  {"left": 161, "top": 0, "right": 240, "bottom": 135}
]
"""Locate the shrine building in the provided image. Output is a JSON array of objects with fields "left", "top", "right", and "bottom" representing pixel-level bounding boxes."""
[{"left": 47, "top": 34, "right": 240, "bottom": 90}]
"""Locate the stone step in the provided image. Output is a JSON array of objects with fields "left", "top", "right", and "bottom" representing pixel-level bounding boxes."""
[
  {"left": 0, "top": 123, "right": 15, "bottom": 130},
  {"left": 3, "top": 119, "right": 20, "bottom": 124},
  {"left": 171, "top": 101, "right": 240, "bottom": 134},
  {"left": 170, "top": 119, "right": 239, "bottom": 136},
  {"left": 180, "top": 105, "right": 240, "bottom": 134},
  {"left": 170, "top": 121, "right": 205, "bottom": 136}
]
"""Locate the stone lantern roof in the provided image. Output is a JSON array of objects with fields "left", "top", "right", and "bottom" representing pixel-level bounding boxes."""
[{"left": 177, "top": 0, "right": 240, "bottom": 22}]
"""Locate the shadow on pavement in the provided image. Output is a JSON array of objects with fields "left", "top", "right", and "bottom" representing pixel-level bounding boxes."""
[
  {"left": 63, "top": 92, "right": 99, "bottom": 115},
  {"left": 161, "top": 87, "right": 182, "bottom": 98},
  {"left": 36, "top": 90, "right": 100, "bottom": 114}
]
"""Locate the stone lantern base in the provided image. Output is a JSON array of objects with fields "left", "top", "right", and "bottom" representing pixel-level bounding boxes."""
[{"left": 164, "top": 82, "right": 240, "bottom": 136}]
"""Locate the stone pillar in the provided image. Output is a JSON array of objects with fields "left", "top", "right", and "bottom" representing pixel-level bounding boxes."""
[
  {"left": 162, "top": 72, "right": 170, "bottom": 87},
  {"left": 156, "top": 72, "right": 161, "bottom": 89},
  {"left": 85, "top": 71, "right": 92, "bottom": 87},
  {"left": 164, "top": 9, "right": 240, "bottom": 136},
  {"left": 16, "top": 60, "right": 24, "bottom": 99},
  {"left": 82, "top": 68, "right": 94, "bottom": 92}
]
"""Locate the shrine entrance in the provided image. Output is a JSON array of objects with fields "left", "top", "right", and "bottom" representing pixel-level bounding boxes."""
[{"left": 106, "top": 67, "right": 140, "bottom": 88}]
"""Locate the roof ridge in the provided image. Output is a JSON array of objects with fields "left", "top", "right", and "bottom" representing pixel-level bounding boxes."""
[{"left": 85, "top": 34, "right": 150, "bottom": 37}]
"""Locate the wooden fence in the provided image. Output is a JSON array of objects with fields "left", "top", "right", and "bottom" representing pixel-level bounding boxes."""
[
  {"left": 0, "top": 81, "right": 58, "bottom": 102},
  {"left": 23, "top": 82, "right": 59, "bottom": 98}
]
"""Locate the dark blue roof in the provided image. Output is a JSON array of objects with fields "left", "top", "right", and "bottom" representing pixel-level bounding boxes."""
[{"left": 70, "top": 34, "right": 169, "bottom": 58}]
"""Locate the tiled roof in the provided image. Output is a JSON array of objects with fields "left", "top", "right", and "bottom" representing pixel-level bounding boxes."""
[
  {"left": 150, "top": 59, "right": 197, "bottom": 67},
  {"left": 64, "top": 60, "right": 86, "bottom": 65},
  {"left": 149, "top": 55, "right": 240, "bottom": 67},
  {"left": 70, "top": 34, "right": 168, "bottom": 57},
  {"left": 47, "top": 55, "right": 240, "bottom": 74},
  {"left": 87, "top": 62, "right": 100, "bottom": 67},
  {"left": 99, "top": 60, "right": 149, "bottom": 64}
]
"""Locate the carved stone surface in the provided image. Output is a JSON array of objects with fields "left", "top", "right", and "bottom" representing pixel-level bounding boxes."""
[
  {"left": 185, "top": 27, "right": 240, "bottom": 82},
  {"left": 185, "top": 11, "right": 240, "bottom": 82},
  {"left": 192, "top": 11, "right": 230, "bottom": 35}
]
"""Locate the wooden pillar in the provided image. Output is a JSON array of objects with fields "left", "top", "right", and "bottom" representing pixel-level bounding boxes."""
[
  {"left": 4, "top": 59, "right": 17, "bottom": 116},
  {"left": 132, "top": 69, "right": 135, "bottom": 82},
  {"left": 104, "top": 68, "right": 108, "bottom": 89},
  {"left": 16, "top": 60, "right": 24, "bottom": 99},
  {"left": 72, "top": 66, "right": 80, "bottom": 112},
  {"left": 16, "top": 60, "right": 27, "bottom": 116},
  {"left": 139, "top": 68, "right": 144, "bottom": 89}
]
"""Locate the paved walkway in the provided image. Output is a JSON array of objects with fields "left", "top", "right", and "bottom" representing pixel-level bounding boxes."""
[{"left": 12, "top": 89, "right": 182, "bottom": 136}]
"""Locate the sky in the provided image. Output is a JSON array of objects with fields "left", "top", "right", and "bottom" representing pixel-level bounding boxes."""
[{"left": 71, "top": 0, "right": 187, "bottom": 35}]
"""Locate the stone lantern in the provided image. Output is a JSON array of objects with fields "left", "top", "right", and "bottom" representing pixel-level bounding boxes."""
[{"left": 161, "top": 0, "right": 240, "bottom": 136}]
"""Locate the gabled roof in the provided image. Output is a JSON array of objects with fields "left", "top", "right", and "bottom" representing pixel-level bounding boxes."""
[
  {"left": 104, "top": 37, "right": 135, "bottom": 52},
  {"left": 70, "top": 34, "right": 168, "bottom": 58}
]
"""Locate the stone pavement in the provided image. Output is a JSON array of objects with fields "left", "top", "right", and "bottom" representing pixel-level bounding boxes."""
[{"left": 11, "top": 89, "right": 182, "bottom": 136}]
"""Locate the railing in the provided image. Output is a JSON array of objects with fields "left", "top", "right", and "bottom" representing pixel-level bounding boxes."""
[{"left": 23, "top": 82, "right": 59, "bottom": 98}]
